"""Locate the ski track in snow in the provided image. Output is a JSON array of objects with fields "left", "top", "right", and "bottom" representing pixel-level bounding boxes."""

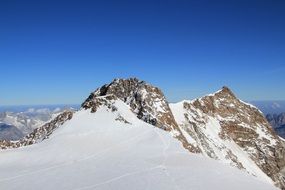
[
  {"left": 76, "top": 129, "right": 180, "bottom": 190},
  {"left": 0, "top": 103, "right": 278, "bottom": 190},
  {"left": 0, "top": 129, "right": 152, "bottom": 183},
  {"left": 75, "top": 166, "right": 162, "bottom": 190},
  {"left": 155, "top": 129, "right": 182, "bottom": 190}
]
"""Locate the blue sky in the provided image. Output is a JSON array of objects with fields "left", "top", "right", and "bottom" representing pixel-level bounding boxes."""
[{"left": 0, "top": 0, "right": 285, "bottom": 105}]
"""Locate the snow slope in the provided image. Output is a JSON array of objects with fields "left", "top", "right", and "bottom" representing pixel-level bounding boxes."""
[{"left": 0, "top": 100, "right": 277, "bottom": 190}]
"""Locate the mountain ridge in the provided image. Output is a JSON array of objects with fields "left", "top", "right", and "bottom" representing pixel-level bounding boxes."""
[
  {"left": 0, "top": 99, "right": 276, "bottom": 190},
  {"left": 0, "top": 78, "right": 284, "bottom": 189},
  {"left": 170, "top": 85, "right": 285, "bottom": 188}
]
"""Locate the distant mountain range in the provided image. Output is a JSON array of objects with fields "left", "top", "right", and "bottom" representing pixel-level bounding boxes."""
[
  {"left": 249, "top": 102, "right": 285, "bottom": 139},
  {"left": 0, "top": 123, "right": 24, "bottom": 141},
  {"left": 250, "top": 101, "right": 285, "bottom": 115},
  {"left": 266, "top": 113, "right": 285, "bottom": 139},
  {"left": 0, "top": 106, "right": 77, "bottom": 140},
  {"left": 0, "top": 104, "right": 79, "bottom": 113}
]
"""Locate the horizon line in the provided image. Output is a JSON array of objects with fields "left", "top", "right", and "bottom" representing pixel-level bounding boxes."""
[{"left": 1, "top": 100, "right": 285, "bottom": 107}]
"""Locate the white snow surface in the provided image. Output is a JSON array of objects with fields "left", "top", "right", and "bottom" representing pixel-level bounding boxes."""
[{"left": 0, "top": 100, "right": 277, "bottom": 190}]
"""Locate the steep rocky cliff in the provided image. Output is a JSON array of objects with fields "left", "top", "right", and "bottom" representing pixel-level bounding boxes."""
[{"left": 170, "top": 87, "right": 285, "bottom": 189}]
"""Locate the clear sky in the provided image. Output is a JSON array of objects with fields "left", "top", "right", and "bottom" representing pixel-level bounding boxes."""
[{"left": 0, "top": 0, "right": 285, "bottom": 105}]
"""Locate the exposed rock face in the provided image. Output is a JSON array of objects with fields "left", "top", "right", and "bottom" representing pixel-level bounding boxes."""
[
  {"left": 0, "top": 111, "right": 73, "bottom": 149},
  {"left": 267, "top": 113, "right": 285, "bottom": 138},
  {"left": 82, "top": 78, "right": 174, "bottom": 130},
  {"left": 170, "top": 87, "right": 285, "bottom": 189},
  {"left": 82, "top": 78, "right": 200, "bottom": 153}
]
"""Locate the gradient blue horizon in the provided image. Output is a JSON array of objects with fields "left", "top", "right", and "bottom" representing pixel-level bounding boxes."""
[{"left": 1, "top": 0, "right": 285, "bottom": 105}]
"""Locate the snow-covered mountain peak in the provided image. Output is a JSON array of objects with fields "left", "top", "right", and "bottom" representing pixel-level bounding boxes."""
[{"left": 170, "top": 88, "right": 285, "bottom": 189}]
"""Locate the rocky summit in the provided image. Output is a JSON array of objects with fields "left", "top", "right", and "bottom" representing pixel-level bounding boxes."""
[
  {"left": 1, "top": 78, "right": 285, "bottom": 189},
  {"left": 82, "top": 78, "right": 176, "bottom": 131},
  {"left": 81, "top": 78, "right": 199, "bottom": 153}
]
